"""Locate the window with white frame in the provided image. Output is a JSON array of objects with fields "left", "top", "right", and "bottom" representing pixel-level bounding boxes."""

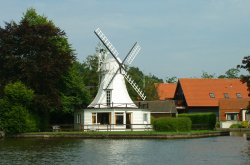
[
  {"left": 115, "top": 112, "right": 124, "bottom": 125},
  {"left": 92, "top": 112, "right": 110, "bottom": 124},
  {"left": 226, "top": 113, "right": 238, "bottom": 121}
]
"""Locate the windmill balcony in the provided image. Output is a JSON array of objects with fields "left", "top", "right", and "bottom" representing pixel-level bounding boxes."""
[{"left": 87, "top": 102, "right": 149, "bottom": 109}]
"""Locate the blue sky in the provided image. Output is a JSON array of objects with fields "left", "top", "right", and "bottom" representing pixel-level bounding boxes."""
[{"left": 1, "top": 0, "right": 249, "bottom": 80}]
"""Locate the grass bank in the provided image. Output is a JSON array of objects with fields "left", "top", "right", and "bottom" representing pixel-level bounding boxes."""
[{"left": 14, "top": 130, "right": 229, "bottom": 139}]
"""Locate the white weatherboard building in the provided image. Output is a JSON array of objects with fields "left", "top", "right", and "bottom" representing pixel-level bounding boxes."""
[{"left": 74, "top": 28, "right": 151, "bottom": 131}]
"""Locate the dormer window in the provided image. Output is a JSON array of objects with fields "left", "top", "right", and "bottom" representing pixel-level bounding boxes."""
[
  {"left": 236, "top": 93, "right": 242, "bottom": 98},
  {"left": 209, "top": 92, "right": 215, "bottom": 98},
  {"left": 224, "top": 93, "right": 229, "bottom": 99}
]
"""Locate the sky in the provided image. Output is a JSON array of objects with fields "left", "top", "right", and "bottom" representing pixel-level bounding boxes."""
[{"left": 1, "top": 0, "right": 250, "bottom": 80}]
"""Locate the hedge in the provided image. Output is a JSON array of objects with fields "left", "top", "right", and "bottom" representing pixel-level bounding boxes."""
[
  {"left": 178, "top": 113, "right": 216, "bottom": 130},
  {"left": 153, "top": 117, "right": 192, "bottom": 132}
]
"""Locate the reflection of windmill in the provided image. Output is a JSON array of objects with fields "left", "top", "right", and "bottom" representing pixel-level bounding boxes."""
[{"left": 88, "top": 28, "right": 146, "bottom": 108}]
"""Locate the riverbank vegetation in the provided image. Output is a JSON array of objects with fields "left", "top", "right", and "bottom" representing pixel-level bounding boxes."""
[
  {"left": 153, "top": 117, "right": 192, "bottom": 132},
  {"left": 179, "top": 113, "right": 216, "bottom": 130}
]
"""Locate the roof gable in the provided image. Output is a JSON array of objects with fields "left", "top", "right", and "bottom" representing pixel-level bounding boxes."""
[{"left": 179, "top": 78, "right": 249, "bottom": 107}]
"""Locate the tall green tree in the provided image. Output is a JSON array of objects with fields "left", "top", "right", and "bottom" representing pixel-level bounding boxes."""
[
  {"left": 0, "top": 8, "right": 75, "bottom": 112},
  {"left": 82, "top": 55, "right": 99, "bottom": 99},
  {"left": 50, "top": 62, "right": 91, "bottom": 124}
]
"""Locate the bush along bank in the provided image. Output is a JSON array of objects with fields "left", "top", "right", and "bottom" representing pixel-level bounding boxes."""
[
  {"left": 178, "top": 113, "right": 216, "bottom": 130},
  {"left": 152, "top": 117, "right": 192, "bottom": 132}
]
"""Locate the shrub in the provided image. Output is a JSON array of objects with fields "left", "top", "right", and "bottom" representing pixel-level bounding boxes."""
[
  {"left": 178, "top": 113, "right": 216, "bottom": 130},
  {"left": 153, "top": 117, "right": 191, "bottom": 132},
  {"left": 0, "top": 82, "right": 38, "bottom": 135},
  {"left": 230, "top": 124, "right": 243, "bottom": 128},
  {"left": 241, "top": 121, "right": 249, "bottom": 128}
]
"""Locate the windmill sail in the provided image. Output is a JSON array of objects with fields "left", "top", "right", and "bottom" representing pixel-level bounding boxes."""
[{"left": 94, "top": 28, "right": 146, "bottom": 101}]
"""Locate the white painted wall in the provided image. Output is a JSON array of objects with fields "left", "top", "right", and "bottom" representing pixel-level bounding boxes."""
[
  {"left": 81, "top": 108, "right": 151, "bottom": 131},
  {"left": 220, "top": 121, "right": 240, "bottom": 128}
]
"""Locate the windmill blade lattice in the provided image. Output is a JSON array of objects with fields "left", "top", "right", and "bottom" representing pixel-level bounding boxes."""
[
  {"left": 95, "top": 28, "right": 119, "bottom": 58},
  {"left": 126, "top": 44, "right": 141, "bottom": 65},
  {"left": 124, "top": 72, "right": 146, "bottom": 100}
]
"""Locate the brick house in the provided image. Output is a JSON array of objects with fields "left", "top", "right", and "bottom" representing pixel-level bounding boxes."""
[
  {"left": 219, "top": 98, "right": 250, "bottom": 128},
  {"left": 173, "top": 78, "right": 249, "bottom": 118}
]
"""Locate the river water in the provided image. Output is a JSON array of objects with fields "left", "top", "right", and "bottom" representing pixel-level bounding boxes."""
[{"left": 0, "top": 136, "right": 249, "bottom": 165}]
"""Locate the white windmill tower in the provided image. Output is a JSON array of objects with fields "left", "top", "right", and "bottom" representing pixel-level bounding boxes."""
[
  {"left": 74, "top": 28, "right": 151, "bottom": 131},
  {"left": 88, "top": 28, "right": 146, "bottom": 108}
]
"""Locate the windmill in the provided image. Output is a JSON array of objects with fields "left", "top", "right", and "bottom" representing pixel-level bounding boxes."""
[{"left": 88, "top": 28, "right": 146, "bottom": 108}]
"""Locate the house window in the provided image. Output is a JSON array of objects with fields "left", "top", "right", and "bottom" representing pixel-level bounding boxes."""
[
  {"left": 115, "top": 112, "right": 124, "bottom": 125},
  {"left": 224, "top": 93, "right": 229, "bottom": 99},
  {"left": 76, "top": 114, "right": 81, "bottom": 124},
  {"left": 236, "top": 93, "right": 242, "bottom": 98},
  {"left": 226, "top": 113, "right": 238, "bottom": 121},
  {"left": 106, "top": 90, "right": 111, "bottom": 106},
  {"left": 143, "top": 113, "right": 148, "bottom": 123},
  {"left": 98, "top": 113, "right": 110, "bottom": 124},
  {"left": 209, "top": 92, "right": 215, "bottom": 98}
]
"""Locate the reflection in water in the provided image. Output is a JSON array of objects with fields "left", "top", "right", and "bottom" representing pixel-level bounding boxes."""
[{"left": 0, "top": 136, "right": 249, "bottom": 165}]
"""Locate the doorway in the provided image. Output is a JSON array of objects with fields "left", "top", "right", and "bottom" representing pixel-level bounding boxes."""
[{"left": 126, "top": 113, "right": 131, "bottom": 129}]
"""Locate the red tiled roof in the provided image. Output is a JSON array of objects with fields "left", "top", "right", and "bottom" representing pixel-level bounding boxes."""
[
  {"left": 156, "top": 83, "right": 177, "bottom": 100},
  {"left": 219, "top": 98, "right": 250, "bottom": 110},
  {"left": 179, "top": 78, "right": 249, "bottom": 107}
]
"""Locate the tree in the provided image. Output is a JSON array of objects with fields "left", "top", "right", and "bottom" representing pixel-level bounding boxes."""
[
  {"left": 0, "top": 82, "right": 36, "bottom": 134},
  {"left": 218, "top": 68, "right": 240, "bottom": 78},
  {"left": 127, "top": 67, "right": 163, "bottom": 101},
  {"left": 165, "top": 76, "right": 178, "bottom": 83},
  {"left": 50, "top": 62, "right": 91, "bottom": 124},
  {"left": 126, "top": 67, "right": 145, "bottom": 100},
  {"left": 201, "top": 71, "right": 216, "bottom": 78},
  {"left": 238, "top": 56, "right": 250, "bottom": 96},
  {"left": 82, "top": 55, "right": 99, "bottom": 99},
  {"left": 0, "top": 9, "right": 75, "bottom": 116},
  {"left": 81, "top": 43, "right": 109, "bottom": 99},
  {"left": 144, "top": 74, "right": 163, "bottom": 100}
]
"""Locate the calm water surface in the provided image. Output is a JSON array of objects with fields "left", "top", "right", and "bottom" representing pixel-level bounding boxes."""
[{"left": 0, "top": 136, "right": 249, "bottom": 165}]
